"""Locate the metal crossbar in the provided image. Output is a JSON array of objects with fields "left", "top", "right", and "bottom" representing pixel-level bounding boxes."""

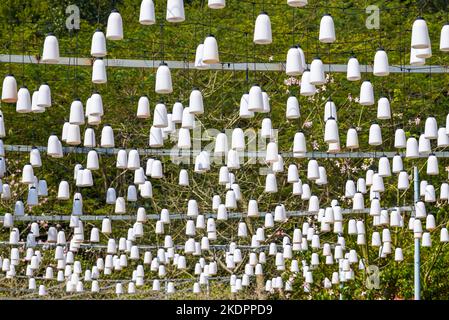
[{"left": 1, "top": 54, "right": 448, "bottom": 74}]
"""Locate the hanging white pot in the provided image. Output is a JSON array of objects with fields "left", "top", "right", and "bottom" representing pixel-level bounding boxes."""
[
  {"left": 293, "top": 180, "right": 303, "bottom": 195},
  {"left": 153, "top": 102, "right": 168, "bottom": 128},
  {"left": 86, "top": 150, "right": 99, "bottom": 170},
  {"left": 392, "top": 154, "right": 403, "bottom": 173},
  {"left": 319, "top": 14, "right": 336, "bottom": 43},
  {"left": 194, "top": 43, "right": 209, "bottom": 69},
  {"left": 101, "top": 125, "right": 114, "bottom": 148},
  {"left": 254, "top": 12, "right": 272, "bottom": 44},
  {"left": 368, "top": 123, "right": 382, "bottom": 146},
  {"left": 37, "top": 83, "right": 51, "bottom": 107},
  {"left": 177, "top": 128, "right": 191, "bottom": 149},
  {"left": 418, "top": 134, "right": 431, "bottom": 154},
  {"left": 293, "top": 131, "right": 307, "bottom": 156},
  {"left": 394, "top": 128, "right": 406, "bottom": 148},
  {"left": 440, "top": 183, "right": 449, "bottom": 200},
  {"left": 300, "top": 70, "right": 316, "bottom": 96},
  {"left": 69, "top": 99, "right": 85, "bottom": 125},
  {"left": 378, "top": 156, "right": 391, "bottom": 177},
  {"left": 377, "top": 97, "right": 391, "bottom": 119},
  {"left": 324, "top": 117, "right": 339, "bottom": 143},
  {"left": 307, "top": 159, "right": 319, "bottom": 180},
  {"left": 287, "top": 0, "right": 308, "bottom": 7},
  {"left": 92, "top": 58, "right": 107, "bottom": 84},
  {"left": 359, "top": 81, "right": 374, "bottom": 105},
  {"left": 202, "top": 35, "right": 219, "bottom": 64},
  {"left": 247, "top": 199, "right": 259, "bottom": 217},
  {"left": 410, "top": 47, "right": 426, "bottom": 65},
  {"left": 286, "top": 46, "right": 305, "bottom": 76},
  {"left": 411, "top": 17, "right": 430, "bottom": 49},
  {"left": 155, "top": 63, "right": 173, "bottom": 94},
  {"left": 166, "top": 0, "right": 185, "bottom": 22},
  {"left": 208, "top": 0, "right": 225, "bottom": 9},
  {"left": 437, "top": 127, "right": 449, "bottom": 147},
  {"left": 265, "top": 142, "right": 278, "bottom": 163},
  {"left": 324, "top": 99, "right": 337, "bottom": 121},
  {"left": 1, "top": 74, "right": 18, "bottom": 103},
  {"left": 441, "top": 228, "right": 449, "bottom": 242},
  {"left": 415, "top": 46, "right": 432, "bottom": 58},
  {"left": 47, "top": 134, "right": 62, "bottom": 157},
  {"left": 261, "top": 91, "right": 270, "bottom": 113},
  {"left": 91, "top": 29, "right": 107, "bottom": 57},
  {"left": 106, "top": 9, "right": 123, "bottom": 40},
  {"left": 346, "top": 127, "right": 359, "bottom": 149},
  {"left": 89, "top": 92, "right": 103, "bottom": 116},
  {"left": 140, "top": 0, "right": 156, "bottom": 25},
  {"left": 424, "top": 116, "right": 438, "bottom": 139},
  {"left": 16, "top": 87, "right": 32, "bottom": 113},
  {"left": 239, "top": 93, "right": 254, "bottom": 118},
  {"left": 440, "top": 23, "right": 449, "bottom": 51},
  {"left": 426, "top": 154, "right": 439, "bottom": 175},
  {"left": 264, "top": 173, "right": 277, "bottom": 193},
  {"left": 373, "top": 49, "right": 389, "bottom": 76},
  {"left": 261, "top": 118, "right": 272, "bottom": 138},
  {"left": 286, "top": 96, "right": 300, "bottom": 119},
  {"left": 247, "top": 85, "right": 263, "bottom": 112},
  {"left": 42, "top": 33, "right": 60, "bottom": 63},
  {"left": 347, "top": 56, "right": 361, "bottom": 81},
  {"left": 309, "top": 58, "right": 325, "bottom": 85},
  {"left": 189, "top": 88, "right": 204, "bottom": 114},
  {"left": 179, "top": 169, "right": 189, "bottom": 186},
  {"left": 372, "top": 173, "right": 384, "bottom": 192},
  {"left": 57, "top": 181, "right": 70, "bottom": 200},
  {"left": 171, "top": 101, "right": 184, "bottom": 123},
  {"left": 66, "top": 124, "right": 81, "bottom": 145},
  {"left": 149, "top": 126, "right": 163, "bottom": 147},
  {"left": 231, "top": 128, "right": 245, "bottom": 151},
  {"left": 287, "top": 164, "right": 299, "bottom": 183},
  {"left": 32, "top": 93, "right": 45, "bottom": 116}
]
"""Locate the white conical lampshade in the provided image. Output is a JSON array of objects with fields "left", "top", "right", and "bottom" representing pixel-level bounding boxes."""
[
  {"left": 309, "top": 58, "right": 325, "bottom": 85},
  {"left": 427, "top": 154, "right": 439, "bottom": 175},
  {"left": 202, "top": 35, "right": 219, "bottom": 64},
  {"left": 288, "top": 0, "right": 308, "bottom": 7},
  {"left": 91, "top": 29, "right": 107, "bottom": 57},
  {"left": 347, "top": 56, "right": 361, "bottom": 81},
  {"left": 359, "top": 81, "right": 374, "bottom": 105},
  {"left": 149, "top": 126, "right": 164, "bottom": 147},
  {"left": 300, "top": 70, "right": 316, "bottom": 96},
  {"left": 411, "top": 17, "right": 430, "bottom": 49},
  {"left": 248, "top": 85, "right": 263, "bottom": 112},
  {"left": 194, "top": 44, "right": 209, "bottom": 69},
  {"left": 37, "top": 83, "right": 51, "bottom": 107},
  {"left": 189, "top": 88, "right": 204, "bottom": 114},
  {"left": 324, "top": 117, "right": 339, "bottom": 143},
  {"left": 392, "top": 154, "right": 403, "bottom": 173},
  {"left": 140, "top": 0, "right": 156, "bottom": 25},
  {"left": 293, "top": 131, "right": 307, "bottom": 156},
  {"left": 405, "top": 137, "right": 419, "bottom": 158},
  {"left": 368, "top": 123, "right": 382, "bottom": 146},
  {"left": 377, "top": 97, "right": 391, "bottom": 119},
  {"left": 440, "top": 24, "right": 449, "bottom": 51},
  {"left": 254, "top": 12, "right": 272, "bottom": 44},
  {"left": 208, "top": 0, "right": 225, "bottom": 9},
  {"left": 410, "top": 47, "right": 426, "bottom": 65},
  {"left": 69, "top": 99, "right": 85, "bottom": 125},
  {"left": 42, "top": 33, "right": 60, "bottom": 63},
  {"left": 178, "top": 128, "right": 191, "bottom": 149},
  {"left": 137, "top": 96, "right": 150, "bottom": 118},
  {"left": 373, "top": 49, "right": 389, "bottom": 76},
  {"left": 100, "top": 125, "right": 114, "bottom": 148},
  {"left": 83, "top": 128, "right": 96, "bottom": 147},
  {"left": 92, "top": 58, "right": 107, "bottom": 84},
  {"left": 307, "top": 159, "right": 319, "bottom": 180},
  {"left": 319, "top": 14, "right": 335, "bottom": 43},
  {"left": 1, "top": 74, "right": 18, "bottom": 103},
  {"left": 286, "top": 96, "right": 300, "bottom": 119},
  {"left": 394, "top": 128, "right": 406, "bottom": 148},
  {"left": 437, "top": 127, "right": 449, "bottom": 147},
  {"left": 286, "top": 46, "right": 305, "bottom": 76},
  {"left": 106, "top": 9, "right": 123, "bottom": 40},
  {"left": 346, "top": 127, "right": 359, "bottom": 149},
  {"left": 166, "top": 0, "right": 185, "bottom": 23},
  {"left": 153, "top": 103, "right": 168, "bottom": 128},
  {"left": 239, "top": 93, "right": 254, "bottom": 118},
  {"left": 155, "top": 63, "right": 173, "bottom": 94},
  {"left": 16, "top": 87, "right": 32, "bottom": 113},
  {"left": 424, "top": 116, "right": 438, "bottom": 139}
]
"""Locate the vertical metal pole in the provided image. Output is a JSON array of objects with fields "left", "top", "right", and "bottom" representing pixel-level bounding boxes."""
[{"left": 413, "top": 166, "right": 421, "bottom": 300}]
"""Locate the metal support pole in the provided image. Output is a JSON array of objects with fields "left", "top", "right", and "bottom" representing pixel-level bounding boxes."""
[{"left": 413, "top": 166, "right": 421, "bottom": 300}]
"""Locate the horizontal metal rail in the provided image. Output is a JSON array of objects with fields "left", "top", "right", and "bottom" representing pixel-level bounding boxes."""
[
  {"left": 0, "top": 207, "right": 414, "bottom": 222},
  {"left": 4, "top": 144, "right": 449, "bottom": 159},
  {"left": 1, "top": 54, "right": 448, "bottom": 73}
]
